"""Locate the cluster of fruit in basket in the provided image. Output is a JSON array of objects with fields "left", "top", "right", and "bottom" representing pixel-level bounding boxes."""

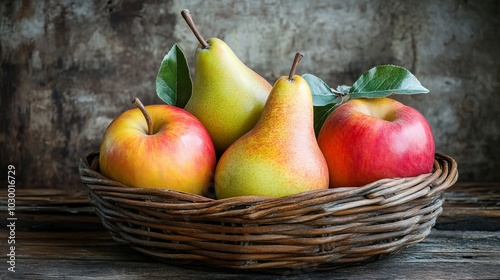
[{"left": 98, "top": 10, "right": 435, "bottom": 199}]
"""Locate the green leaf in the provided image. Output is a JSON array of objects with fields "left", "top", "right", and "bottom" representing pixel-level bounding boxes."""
[
  {"left": 349, "top": 65, "right": 429, "bottom": 99},
  {"left": 336, "top": 85, "right": 351, "bottom": 94},
  {"left": 313, "top": 103, "right": 338, "bottom": 136},
  {"left": 156, "top": 44, "right": 192, "bottom": 107},
  {"left": 303, "top": 74, "right": 348, "bottom": 135},
  {"left": 307, "top": 65, "right": 429, "bottom": 135},
  {"left": 303, "top": 74, "right": 336, "bottom": 106}
]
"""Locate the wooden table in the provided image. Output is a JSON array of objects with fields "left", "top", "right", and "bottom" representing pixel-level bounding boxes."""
[{"left": 2, "top": 183, "right": 499, "bottom": 279}]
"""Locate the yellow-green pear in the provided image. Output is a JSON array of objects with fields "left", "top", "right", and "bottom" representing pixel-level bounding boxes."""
[
  {"left": 215, "top": 53, "right": 329, "bottom": 198},
  {"left": 180, "top": 10, "right": 272, "bottom": 155}
]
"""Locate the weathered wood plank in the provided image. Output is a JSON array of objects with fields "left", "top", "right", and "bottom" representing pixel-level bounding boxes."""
[
  {"left": 6, "top": 259, "right": 500, "bottom": 280},
  {"left": 436, "top": 183, "right": 500, "bottom": 231},
  {"left": 4, "top": 245, "right": 500, "bottom": 280}
]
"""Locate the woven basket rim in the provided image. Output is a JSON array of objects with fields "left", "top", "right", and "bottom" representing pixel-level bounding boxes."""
[{"left": 80, "top": 152, "right": 458, "bottom": 205}]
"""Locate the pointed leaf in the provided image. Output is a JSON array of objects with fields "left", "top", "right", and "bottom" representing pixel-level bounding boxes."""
[
  {"left": 156, "top": 44, "right": 192, "bottom": 107},
  {"left": 303, "top": 74, "right": 337, "bottom": 106},
  {"left": 349, "top": 65, "right": 429, "bottom": 99}
]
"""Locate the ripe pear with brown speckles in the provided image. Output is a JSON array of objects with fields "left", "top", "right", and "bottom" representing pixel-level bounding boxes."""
[{"left": 215, "top": 53, "right": 329, "bottom": 198}]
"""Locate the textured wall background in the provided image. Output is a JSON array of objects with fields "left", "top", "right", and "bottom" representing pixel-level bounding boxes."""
[{"left": 1, "top": 0, "right": 499, "bottom": 194}]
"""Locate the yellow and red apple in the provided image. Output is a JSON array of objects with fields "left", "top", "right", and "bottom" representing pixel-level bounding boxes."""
[
  {"left": 99, "top": 99, "right": 216, "bottom": 195},
  {"left": 317, "top": 97, "right": 435, "bottom": 188}
]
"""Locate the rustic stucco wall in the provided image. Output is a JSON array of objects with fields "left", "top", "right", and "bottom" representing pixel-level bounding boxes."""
[{"left": 1, "top": 0, "right": 499, "bottom": 192}]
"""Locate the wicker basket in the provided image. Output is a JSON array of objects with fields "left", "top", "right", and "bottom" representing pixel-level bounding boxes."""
[{"left": 79, "top": 152, "right": 458, "bottom": 272}]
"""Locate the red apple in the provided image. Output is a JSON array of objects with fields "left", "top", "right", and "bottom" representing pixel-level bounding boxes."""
[
  {"left": 99, "top": 98, "right": 216, "bottom": 195},
  {"left": 317, "top": 97, "right": 435, "bottom": 188}
]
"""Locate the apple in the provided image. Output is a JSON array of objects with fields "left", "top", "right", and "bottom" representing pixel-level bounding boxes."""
[
  {"left": 99, "top": 98, "right": 216, "bottom": 195},
  {"left": 317, "top": 97, "right": 435, "bottom": 188}
]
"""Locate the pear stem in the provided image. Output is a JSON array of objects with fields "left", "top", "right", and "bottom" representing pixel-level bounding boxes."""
[
  {"left": 288, "top": 52, "right": 304, "bottom": 81},
  {"left": 181, "top": 9, "right": 209, "bottom": 49},
  {"left": 132, "top": 98, "right": 154, "bottom": 135}
]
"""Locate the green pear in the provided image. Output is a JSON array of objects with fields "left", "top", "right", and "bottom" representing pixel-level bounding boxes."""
[
  {"left": 215, "top": 53, "right": 329, "bottom": 198},
  {"left": 180, "top": 10, "right": 272, "bottom": 155}
]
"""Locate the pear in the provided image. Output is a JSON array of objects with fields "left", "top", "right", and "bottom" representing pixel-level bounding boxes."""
[
  {"left": 180, "top": 10, "right": 272, "bottom": 155},
  {"left": 215, "top": 53, "right": 329, "bottom": 198}
]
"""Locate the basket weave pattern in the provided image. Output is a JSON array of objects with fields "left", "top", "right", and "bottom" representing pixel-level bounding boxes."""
[{"left": 79, "top": 152, "right": 458, "bottom": 271}]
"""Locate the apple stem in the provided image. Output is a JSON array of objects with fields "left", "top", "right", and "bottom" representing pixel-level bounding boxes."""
[
  {"left": 288, "top": 52, "right": 304, "bottom": 81},
  {"left": 132, "top": 98, "right": 154, "bottom": 135},
  {"left": 181, "top": 9, "right": 209, "bottom": 49}
]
